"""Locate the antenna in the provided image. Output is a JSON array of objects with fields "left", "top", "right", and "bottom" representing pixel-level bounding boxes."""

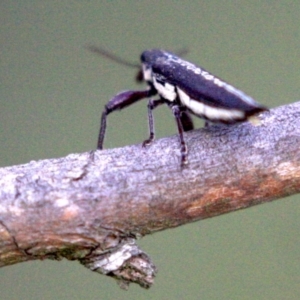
[{"left": 86, "top": 45, "right": 140, "bottom": 69}]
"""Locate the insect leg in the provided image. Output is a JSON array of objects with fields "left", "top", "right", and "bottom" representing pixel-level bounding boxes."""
[
  {"left": 97, "top": 89, "right": 155, "bottom": 149},
  {"left": 180, "top": 110, "right": 194, "bottom": 132},
  {"left": 142, "top": 98, "right": 165, "bottom": 147},
  {"left": 170, "top": 105, "right": 189, "bottom": 165}
]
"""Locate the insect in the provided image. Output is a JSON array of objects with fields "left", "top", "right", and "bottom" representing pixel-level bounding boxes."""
[{"left": 89, "top": 46, "right": 268, "bottom": 165}]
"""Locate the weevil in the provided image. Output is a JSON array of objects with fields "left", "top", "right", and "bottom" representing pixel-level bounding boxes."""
[{"left": 89, "top": 46, "right": 268, "bottom": 165}]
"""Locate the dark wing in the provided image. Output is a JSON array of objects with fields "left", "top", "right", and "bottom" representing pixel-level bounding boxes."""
[{"left": 152, "top": 54, "right": 267, "bottom": 113}]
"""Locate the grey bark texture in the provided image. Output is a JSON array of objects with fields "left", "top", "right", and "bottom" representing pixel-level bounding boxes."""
[{"left": 0, "top": 101, "right": 299, "bottom": 289}]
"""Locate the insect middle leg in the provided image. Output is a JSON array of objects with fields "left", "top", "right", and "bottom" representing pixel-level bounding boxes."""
[
  {"left": 143, "top": 99, "right": 192, "bottom": 165},
  {"left": 142, "top": 98, "right": 166, "bottom": 146},
  {"left": 170, "top": 105, "right": 189, "bottom": 165}
]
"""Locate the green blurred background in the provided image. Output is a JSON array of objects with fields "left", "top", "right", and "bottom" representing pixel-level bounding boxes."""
[{"left": 1, "top": 1, "right": 299, "bottom": 299}]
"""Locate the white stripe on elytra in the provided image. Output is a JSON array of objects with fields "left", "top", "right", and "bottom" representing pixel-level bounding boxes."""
[
  {"left": 142, "top": 64, "right": 152, "bottom": 82},
  {"left": 152, "top": 75, "right": 177, "bottom": 101},
  {"left": 142, "top": 65, "right": 177, "bottom": 101},
  {"left": 177, "top": 88, "right": 245, "bottom": 121}
]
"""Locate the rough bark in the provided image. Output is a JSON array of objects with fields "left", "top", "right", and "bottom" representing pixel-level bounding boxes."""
[{"left": 0, "top": 101, "right": 299, "bottom": 289}]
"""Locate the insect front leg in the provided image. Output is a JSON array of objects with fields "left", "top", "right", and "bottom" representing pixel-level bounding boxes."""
[
  {"left": 142, "top": 98, "right": 165, "bottom": 147},
  {"left": 97, "top": 89, "right": 155, "bottom": 149}
]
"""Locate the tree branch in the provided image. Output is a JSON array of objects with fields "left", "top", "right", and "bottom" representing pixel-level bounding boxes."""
[{"left": 0, "top": 101, "right": 300, "bottom": 289}]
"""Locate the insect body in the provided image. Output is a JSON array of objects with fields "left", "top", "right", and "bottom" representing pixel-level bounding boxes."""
[{"left": 92, "top": 47, "right": 267, "bottom": 165}]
